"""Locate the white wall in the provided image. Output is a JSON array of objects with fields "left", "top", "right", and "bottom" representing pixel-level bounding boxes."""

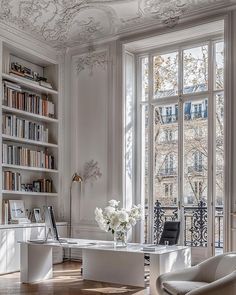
[
  {"left": 64, "top": 12, "right": 236, "bottom": 250},
  {"left": 65, "top": 42, "right": 123, "bottom": 240}
]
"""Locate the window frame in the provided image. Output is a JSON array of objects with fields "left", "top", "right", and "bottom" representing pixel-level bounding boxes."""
[{"left": 136, "top": 34, "right": 224, "bottom": 249}]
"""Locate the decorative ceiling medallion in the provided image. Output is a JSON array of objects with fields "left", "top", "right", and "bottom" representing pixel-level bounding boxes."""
[{"left": 76, "top": 47, "right": 108, "bottom": 76}]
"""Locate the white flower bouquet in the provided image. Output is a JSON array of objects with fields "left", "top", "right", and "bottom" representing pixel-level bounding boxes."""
[{"left": 95, "top": 199, "right": 142, "bottom": 246}]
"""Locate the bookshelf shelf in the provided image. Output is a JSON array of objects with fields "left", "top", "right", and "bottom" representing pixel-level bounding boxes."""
[
  {"left": 2, "top": 190, "right": 58, "bottom": 197},
  {"left": 2, "top": 134, "right": 58, "bottom": 148},
  {"left": 2, "top": 73, "right": 58, "bottom": 95},
  {"left": 2, "top": 106, "right": 58, "bottom": 123},
  {"left": 2, "top": 164, "right": 58, "bottom": 173}
]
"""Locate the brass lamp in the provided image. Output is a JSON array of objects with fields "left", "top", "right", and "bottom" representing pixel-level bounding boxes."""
[{"left": 69, "top": 173, "right": 83, "bottom": 239}]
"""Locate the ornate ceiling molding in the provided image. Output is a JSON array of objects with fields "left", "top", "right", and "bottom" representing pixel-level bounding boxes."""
[
  {"left": 75, "top": 48, "right": 108, "bottom": 76},
  {"left": 0, "top": 0, "right": 234, "bottom": 50}
]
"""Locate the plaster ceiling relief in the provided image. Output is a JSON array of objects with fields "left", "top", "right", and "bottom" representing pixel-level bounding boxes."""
[{"left": 0, "top": 0, "right": 235, "bottom": 50}]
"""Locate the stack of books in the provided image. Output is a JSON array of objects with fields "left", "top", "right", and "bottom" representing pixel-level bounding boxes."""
[
  {"left": 3, "top": 171, "right": 21, "bottom": 191},
  {"left": 3, "top": 81, "right": 55, "bottom": 118},
  {"left": 2, "top": 114, "right": 49, "bottom": 142},
  {"left": 2, "top": 144, "right": 55, "bottom": 169}
]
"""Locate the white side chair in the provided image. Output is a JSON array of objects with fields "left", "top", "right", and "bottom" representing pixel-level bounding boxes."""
[{"left": 156, "top": 252, "right": 236, "bottom": 295}]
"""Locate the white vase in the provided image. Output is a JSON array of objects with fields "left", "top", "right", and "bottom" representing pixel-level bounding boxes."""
[{"left": 114, "top": 230, "right": 128, "bottom": 248}]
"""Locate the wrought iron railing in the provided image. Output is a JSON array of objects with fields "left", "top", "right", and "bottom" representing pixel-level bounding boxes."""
[
  {"left": 152, "top": 200, "right": 223, "bottom": 248},
  {"left": 160, "top": 115, "right": 178, "bottom": 124},
  {"left": 156, "top": 168, "right": 177, "bottom": 177}
]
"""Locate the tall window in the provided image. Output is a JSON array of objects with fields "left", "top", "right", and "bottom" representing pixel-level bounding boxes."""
[{"left": 137, "top": 38, "right": 224, "bottom": 247}]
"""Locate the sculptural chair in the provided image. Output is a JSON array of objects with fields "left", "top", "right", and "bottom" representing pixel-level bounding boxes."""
[{"left": 156, "top": 252, "right": 236, "bottom": 295}]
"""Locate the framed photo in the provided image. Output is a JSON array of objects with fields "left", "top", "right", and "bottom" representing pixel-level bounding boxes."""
[
  {"left": 33, "top": 181, "right": 41, "bottom": 192},
  {"left": 9, "top": 200, "right": 26, "bottom": 220},
  {"left": 33, "top": 208, "right": 42, "bottom": 223}
]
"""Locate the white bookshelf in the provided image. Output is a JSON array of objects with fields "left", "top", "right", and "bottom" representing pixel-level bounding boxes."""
[
  {"left": 2, "top": 190, "right": 58, "bottom": 197},
  {"left": 2, "top": 73, "right": 58, "bottom": 95},
  {"left": 2, "top": 105, "right": 59, "bottom": 123},
  {"left": 0, "top": 41, "right": 61, "bottom": 224},
  {"left": 2, "top": 134, "right": 58, "bottom": 148},
  {"left": 2, "top": 164, "right": 58, "bottom": 173}
]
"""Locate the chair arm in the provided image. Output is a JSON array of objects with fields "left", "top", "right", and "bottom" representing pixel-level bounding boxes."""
[
  {"left": 187, "top": 271, "right": 236, "bottom": 295},
  {"left": 156, "top": 266, "right": 200, "bottom": 295}
]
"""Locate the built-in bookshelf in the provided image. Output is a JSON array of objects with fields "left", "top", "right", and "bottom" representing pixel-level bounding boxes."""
[{"left": 0, "top": 41, "right": 60, "bottom": 224}]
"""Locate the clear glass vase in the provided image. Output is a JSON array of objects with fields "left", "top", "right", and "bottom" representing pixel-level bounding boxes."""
[{"left": 114, "top": 230, "right": 128, "bottom": 248}]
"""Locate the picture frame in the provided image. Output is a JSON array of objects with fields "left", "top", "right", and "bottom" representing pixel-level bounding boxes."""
[
  {"left": 9, "top": 200, "right": 26, "bottom": 220},
  {"left": 33, "top": 208, "right": 42, "bottom": 223},
  {"left": 33, "top": 181, "right": 41, "bottom": 192}
]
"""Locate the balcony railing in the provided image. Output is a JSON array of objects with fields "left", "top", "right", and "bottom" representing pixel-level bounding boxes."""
[
  {"left": 159, "top": 111, "right": 207, "bottom": 125},
  {"left": 188, "top": 165, "right": 205, "bottom": 173},
  {"left": 156, "top": 168, "right": 177, "bottom": 177},
  {"left": 152, "top": 200, "right": 223, "bottom": 248},
  {"left": 160, "top": 115, "right": 178, "bottom": 124}
]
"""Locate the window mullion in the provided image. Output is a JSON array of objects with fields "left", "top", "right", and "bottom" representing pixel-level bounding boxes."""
[
  {"left": 178, "top": 47, "right": 185, "bottom": 245},
  {"left": 148, "top": 54, "right": 154, "bottom": 243},
  {"left": 208, "top": 40, "right": 216, "bottom": 256}
]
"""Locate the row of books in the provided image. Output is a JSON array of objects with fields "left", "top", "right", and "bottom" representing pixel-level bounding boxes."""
[
  {"left": 3, "top": 114, "right": 49, "bottom": 142},
  {"left": 3, "top": 171, "right": 21, "bottom": 191},
  {"left": 3, "top": 171, "right": 53, "bottom": 193},
  {"left": 2, "top": 144, "right": 55, "bottom": 169},
  {"left": 3, "top": 81, "right": 55, "bottom": 118}
]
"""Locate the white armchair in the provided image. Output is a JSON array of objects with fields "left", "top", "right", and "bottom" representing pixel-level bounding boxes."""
[{"left": 156, "top": 252, "right": 236, "bottom": 295}]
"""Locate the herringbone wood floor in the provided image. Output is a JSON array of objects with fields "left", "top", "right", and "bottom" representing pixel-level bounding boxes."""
[{"left": 0, "top": 262, "right": 148, "bottom": 295}]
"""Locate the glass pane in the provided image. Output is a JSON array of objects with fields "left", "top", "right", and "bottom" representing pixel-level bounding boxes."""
[
  {"left": 141, "top": 57, "right": 149, "bottom": 101},
  {"left": 153, "top": 52, "right": 178, "bottom": 98},
  {"left": 141, "top": 105, "right": 149, "bottom": 242},
  {"left": 125, "top": 53, "right": 134, "bottom": 205},
  {"left": 153, "top": 105, "right": 178, "bottom": 242},
  {"left": 215, "top": 42, "right": 224, "bottom": 90},
  {"left": 183, "top": 98, "right": 208, "bottom": 247},
  {"left": 215, "top": 93, "right": 224, "bottom": 252},
  {"left": 183, "top": 45, "right": 208, "bottom": 94}
]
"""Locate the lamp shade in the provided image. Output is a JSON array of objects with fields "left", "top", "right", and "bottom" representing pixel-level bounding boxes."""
[{"left": 72, "top": 173, "right": 83, "bottom": 183}]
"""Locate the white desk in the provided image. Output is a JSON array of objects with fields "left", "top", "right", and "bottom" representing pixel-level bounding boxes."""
[{"left": 19, "top": 239, "right": 191, "bottom": 295}]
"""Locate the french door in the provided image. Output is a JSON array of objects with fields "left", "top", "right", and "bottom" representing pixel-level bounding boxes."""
[{"left": 140, "top": 39, "right": 224, "bottom": 259}]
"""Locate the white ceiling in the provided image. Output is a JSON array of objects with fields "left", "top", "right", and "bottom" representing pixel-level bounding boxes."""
[{"left": 0, "top": 0, "right": 234, "bottom": 50}]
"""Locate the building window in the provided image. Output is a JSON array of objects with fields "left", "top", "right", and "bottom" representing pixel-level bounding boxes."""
[
  {"left": 164, "top": 183, "right": 173, "bottom": 197},
  {"left": 194, "top": 151, "right": 203, "bottom": 172},
  {"left": 165, "top": 129, "right": 173, "bottom": 142}
]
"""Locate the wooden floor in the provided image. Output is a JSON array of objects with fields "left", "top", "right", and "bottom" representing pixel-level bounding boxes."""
[{"left": 0, "top": 262, "right": 148, "bottom": 295}]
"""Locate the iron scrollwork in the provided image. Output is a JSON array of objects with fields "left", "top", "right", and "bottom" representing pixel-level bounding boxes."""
[
  {"left": 189, "top": 200, "right": 207, "bottom": 247},
  {"left": 153, "top": 200, "right": 178, "bottom": 244}
]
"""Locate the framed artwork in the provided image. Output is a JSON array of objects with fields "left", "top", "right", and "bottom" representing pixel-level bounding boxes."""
[
  {"left": 9, "top": 200, "right": 26, "bottom": 220},
  {"left": 33, "top": 208, "right": 42, "bottom": 223}
]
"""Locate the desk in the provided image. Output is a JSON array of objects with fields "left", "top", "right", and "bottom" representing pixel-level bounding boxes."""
[{"left": 19, "top": 239, "right": 191, "bottom": 295}]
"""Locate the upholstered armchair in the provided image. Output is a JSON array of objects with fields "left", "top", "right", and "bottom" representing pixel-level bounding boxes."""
[{"left": 156, "top": 252, "right": 236, "bottom": 295}]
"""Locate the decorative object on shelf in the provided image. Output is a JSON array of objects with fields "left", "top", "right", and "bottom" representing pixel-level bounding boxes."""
[
  {"left": 33, "top": 208, "right": 43, "bottom": 223},
  {"left": 10, "top": 61, "right": 52, "bottom": 88},
  {"left": 69, "top": 172, "right": 83, "bottom": 238},
  {"left": 76, "top": 45, "right": 108, "bottom": 76},
  {"left": 82, "top": 160, "right": 102, "bottom": 183},
  {"left": 95, "top": 199, "right": 142, "bottom": 248},
  {"left": 9, "top": 200, "right": 31, "bottom": 224},
  {"left": 3, "top": 201, "right": 9, "bottom": 224}
]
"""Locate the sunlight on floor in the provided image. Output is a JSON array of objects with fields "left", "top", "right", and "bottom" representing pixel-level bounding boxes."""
[{"left": 82, "top": 287, "right": 138, "bottom": 294}]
